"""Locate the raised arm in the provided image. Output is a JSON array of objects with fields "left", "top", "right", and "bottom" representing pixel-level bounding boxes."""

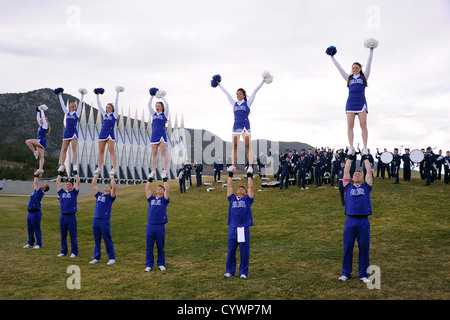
[
  {"left": 76, "top": 93, "right": 84, "bottom": 117},
  {"left": 92, "top": 173, "right": 99, "bottom": 195},
  {"left": 247, "top": 80, "right": 264, "bottom": 108},
  {"left": 39, "top": 110, "right": 48, "bottom": 129},
  {"left": 147, "top": 96, "right": 155, "bottom": 116},
  {"left": 110, "top": 176, "right": 116, "bottom": 198},
  {"left": 218, "top": 84, "right": 236, "bottom": 107},
  {"left": 145, "top": 181, "right": 153, "bottom": 199},
  {"left": 331, "top": 56, "right": 349, "bottom": 81},
  {"left": 161, "top": 96, "right": 169, "bottom": 118},
  {"left": 364, "top": 48, "right": 374, "bottom": 79},
  {"left": 114, "top": 92, "right": 119, "bottom": 118},
  {"left": 227, "top": 171, "right": 234, "bottom": 197},
  {"left": 58, "top": 94, "right": 69, "bottom": 114},
  {"left": 362, "top": 156, "right": 373, "bottom": 187},
  {"left": 163, "top": 179, "right": 169, "bottom": 200},
  {"left": 33, "top": 175, "right": 40, "bottom": 191},
  {"left": 343, "top": 155, "right": 353, "bottom": 188},
  {"left": 247, "top": 175, "right": 254, "bottom": 199},
  {"left": 96, "top": 94, "right": 106, "bottom": 116},
  {"left": 56, "top": 174, "right": 63, "bottom": 192},
  {"left": 74, "top": 172, "right": 80, "bottom": 191}
]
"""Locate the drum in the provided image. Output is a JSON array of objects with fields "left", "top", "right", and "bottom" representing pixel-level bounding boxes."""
[
  {"left": 380, "top": 151, "right": 393, "bottom": 164},
  {"left": 410, "top": 149, "right": 424, "bottom": 163}
]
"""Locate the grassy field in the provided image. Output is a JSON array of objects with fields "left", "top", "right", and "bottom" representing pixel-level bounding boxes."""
[{"left": 0, "top": 173, "right": 448, "bottom": 301}]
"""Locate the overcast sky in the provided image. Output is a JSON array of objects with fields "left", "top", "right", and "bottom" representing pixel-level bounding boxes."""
[{"left": 1, "top": 0, "right": 449, "bottom": 153}]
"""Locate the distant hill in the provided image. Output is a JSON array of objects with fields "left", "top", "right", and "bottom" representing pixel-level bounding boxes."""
[{"left": 0, "top": 89, "right": 314, "bottom": 173}]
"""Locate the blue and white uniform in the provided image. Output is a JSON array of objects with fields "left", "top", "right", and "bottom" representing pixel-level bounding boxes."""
[
  {"left": 226, "top": 193, "right": 254, "bottom": 277},
  {"left": 36, "top": 109, "right": 48, "bottom": 149},
  {"left": 145, "top": 195, "right": 170, "bottom": 268},
  {"left": 342, "top": 182, "right": 372, "bottom": 279},
  {"left": 93, "top": 191, "right": 116, "bottom": 261},
  {"left": 332, "top": 50, "right": 373, "bottom": 113},
  {"left": 58, "top": 188, "right": 79, "bottom": 256},
  {"left": 59, "top": 94, "right": 83, "bottom": 140},
  {"left": 219, "top": 81, "right": 264, "bottom": 135},
  {"left": 148, "top": 96, "right": 169, "bottom": 144},
  {"left": 97, "top": 93, "right": 119, "bottom": 141},
  {"left": 26, "top": 187, "right": 45, "bottom": 247}
]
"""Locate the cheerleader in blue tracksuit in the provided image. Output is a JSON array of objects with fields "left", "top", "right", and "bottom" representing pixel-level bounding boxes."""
[
  {"left": 224, "top": 169, "right": 254, "bottom": 279},
  {"left": 145, "top": 177, "right": 170, "bottom": 271},
  {"left": 23, "top": 175, "right": 50, "bottom": 249},
  {"left": 330, "top": 45, "right": 375, "bottom": 157},
  {"left": 25, "top": 106, "right": 50, "bottom": 175},
  {"left": 94, "top": 87, "right": 122, "bottom": 176},
  {"left": 213, "top": 72, "right": 272, "bottom": 174},
  {"left": 56, "top": 171, "right": 80, "bottom": 258},
  {"left": 90, "top": 174, "right": 117, "bottom": 265},
  {"left": 147, "top": 89, "right": 170, "bottom": 180},
  {"left": 55, "top": 88, "right": 85, "bottom": 173},
  {"left": 339, "top": 150, "right": 373, "bottom": 283}
]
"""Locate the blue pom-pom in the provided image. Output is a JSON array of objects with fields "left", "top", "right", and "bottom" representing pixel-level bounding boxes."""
[
  {"left": 94, "top": 88, "right": 105, "bottom": 95},
  {"left": 210, "top": 74, "right": 221, "bottom": 88},
  {"left": 149, "top": 87, "right": 159, "bottom": 96},
  {"left": 53, "top": 87, "right": 64, "bottom": 94},
  {"left": 35, "top": 106, "right": 40, "bottom": 112},
  {"left": 326, "top": 46, "right": 337, "bottom": 56}
]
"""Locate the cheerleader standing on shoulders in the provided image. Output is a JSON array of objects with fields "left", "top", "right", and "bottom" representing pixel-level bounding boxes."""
[
  {"left": 211, "top": 71, "right": 273, "bottom": 174},
  {"left": 94, "top": 86, "right": 123, "bottom": 176},
  {"left": 26, "top": 105, "right": 51, "bottom": 176},
  {"left": 54, "top": 87, "right": 86, "bottom": 174},
  {"left": 326, "top": 39, "right": 378, "bottom": 156},
  {"left": 147, "top": 88, "right": 169, "bottom": 180}
]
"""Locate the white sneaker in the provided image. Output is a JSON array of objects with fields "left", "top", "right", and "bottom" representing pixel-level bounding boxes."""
[
  {"left": 34, "top": 151, "right": 38, "bottom": 160},
  {"left": 23, "top": 244, "right": 32, "bottom": 248},
  {"left": 224, "top": 273, "right": 234, "bottom": 278},
  {"left": 227, "top": 165, "right": 236, "bottom": 172},
  {"left": 360, "top": 277, "right": 371, "bottom": 284},
  {"left": 161, "top": 170, "right": 167, "bottom": 179},
  {"left": 347, "top": 147, "right": 355, "bottom": 155},
  {"left": 33, "top": 245, "right": 40, "bottom": 249},
  {"left": 89, "top": 259, "right": 100, "bottom": 264},
  {"left": 107, "top": 259, "right": 116, "bottom": 265},
  {"left": 94, "top": 167, "right": 101, "bottom": 174},
  {"left": 73, "top": 164, "right": 78, "bottom": 171},
  {"left": 57, "top": 253, "right": 66, "bottom": 257},
  {"left": 247, "top": 166, "right": 253, "bottom": 174},
  {"left": 338, "top": 275, "right": 349, "bottom": 281},
  {"left": 362, "top": 147, "right": 369, "bottom": 155},
  {"left": 57, "top": 165, "right": 65, "bottom": 172},
  {"left": 240, "top": 274, "right": 248, "bottom": 279},
  {"left": 148, "top": 171, "right": 156, "bottom": 180},
  {"left": 158, "top": 265, "right": 166, "bottom": 271},
  {"left": 144, "top": 267, "right": 151, "bottom": 272},
  {"left": 70, "top": 253, "right": 77, "bottom": 258},
  {"left": 109, "top": 168, "right": 116, "bottom": 175}
]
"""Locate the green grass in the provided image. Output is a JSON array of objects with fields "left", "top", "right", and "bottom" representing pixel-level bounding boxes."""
[{"left": 0, "top": 173, "right": 448, "bottom": 300}]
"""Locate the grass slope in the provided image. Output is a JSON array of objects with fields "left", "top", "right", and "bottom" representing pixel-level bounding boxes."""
[{"left": 0, "top": 173, "right": 448, "bottom": 300}]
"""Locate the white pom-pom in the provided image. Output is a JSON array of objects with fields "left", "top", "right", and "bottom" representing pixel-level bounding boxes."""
[
  {"left": 78, "top": 88, "right": 88, "bottom": 95},
  {"left": 262, "top": 70, "right": 273, "bottom": 84},
  {"left": 155, "top": 90, "right": 167, "bottom": 98},
  {"left": 39, "top": 104, "right": 48, "bottom": 111},
  {"left": 115, "top": 86, "right": 125, "bottom": 92},
  {"left": 364, "top": 38, "right": 379, "bottom": 49}
]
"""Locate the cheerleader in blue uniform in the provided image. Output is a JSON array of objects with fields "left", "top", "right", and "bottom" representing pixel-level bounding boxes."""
[
  {"left": 55, "top": 88, "right": 86, "bottom": 173},
  {"left": 212, "top": 72, "right": 272, "bottom": 174},
  {"left": 26, "top": 106, "right": 50, "bottom": 175},
  {"left": 147, "top": 89, "right": 169, "bottom": 180},
  {"left": 94, "top": 87, "right": 123, "bottom": 176},
  {"left": 327, "top": 40, "right": 377, "bottom": 156}
]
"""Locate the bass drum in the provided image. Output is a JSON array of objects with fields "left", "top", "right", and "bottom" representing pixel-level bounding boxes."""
[
  {"left": 410, "top": 149, "right": 424, "bottom": 163},
  {"left": 380, "top": 151, "right": 393, "bottom": 164}
]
